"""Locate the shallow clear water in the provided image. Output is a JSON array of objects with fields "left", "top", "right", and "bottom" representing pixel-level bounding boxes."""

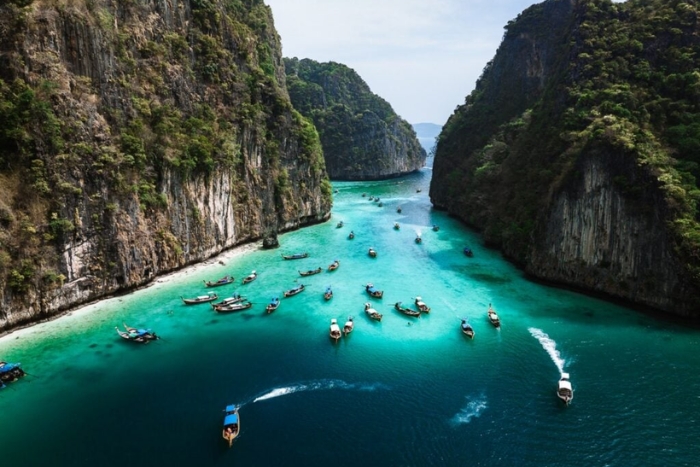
[{"left": 1, "top": 169, "right": 699, "bottom": 466}]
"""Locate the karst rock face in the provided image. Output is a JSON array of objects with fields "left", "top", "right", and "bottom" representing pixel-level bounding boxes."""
[
  {"left": 430, "top": 0, "right": 700, "bottom": 316},
  {"left": 284, "top": 57, "right": 426, "bottom": 181},
  {"left": 0, "top": 0, "right": 332, "bottom": 333}
]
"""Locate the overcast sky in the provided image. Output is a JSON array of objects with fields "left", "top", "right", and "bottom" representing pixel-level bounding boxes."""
[{"left": 265, "top": 0, "right": 542, "bottom": 126}]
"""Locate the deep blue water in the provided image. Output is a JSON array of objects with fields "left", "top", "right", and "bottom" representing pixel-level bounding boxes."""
[{"left": 1, "top": 169, "right": 699, "bottom": 466}]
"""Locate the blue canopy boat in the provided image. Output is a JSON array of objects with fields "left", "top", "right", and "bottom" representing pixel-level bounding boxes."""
[
  {"left": 324, "top": 286, "right": 333, "bottom": 300},
  {"left": 222, "top": 405, "right": 240, "bottom": 447},
  {"left": 115, "top": 324, "right": 159, "bottom": 343},
  {"left": 365, "top": 283, "right": 383, "bottom": 298},
  {"left": 0, "top": 361, "right": 26, "bottom": 389},
  {"left": 463, "top": 247, "right": 473, "bottom": 257},
  {"left": 265, "top": 297, "right": 280, "bottom": 313}
]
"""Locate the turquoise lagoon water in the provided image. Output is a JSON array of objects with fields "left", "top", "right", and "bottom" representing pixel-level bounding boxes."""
[{"left": 1, "top": 169, "right": 699, "bottom": 466}]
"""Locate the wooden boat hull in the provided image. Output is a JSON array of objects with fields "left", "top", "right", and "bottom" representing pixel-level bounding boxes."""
[
  {"left": 204, "top": 278, "right": 234, "bottom": 287},
  {"left": 215, "top": 302, "right": 253, "bottom": 313},
  {"left": 283, "top": 286, "right": 305, "bottom": 297},
  {"left": 282, "top": 253, "right": 308, "bottom": 260},
  {"left": 394, "top": 303, "right": 421, "bottom": 317},
  {"left": 181, "top": 294, "right": 218, "bottom": 305},
  {"left": 299, "top": 268, "right": 322, "bottom": 277}
]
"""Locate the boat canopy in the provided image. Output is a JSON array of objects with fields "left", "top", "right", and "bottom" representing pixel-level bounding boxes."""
[
  {"left": 561, "top": 372, "right": 570, "bottom": 380},
  {"left": 559, "top": 381, "right": 573, "bottom": 391},
  {"left": 224, "top": 413, "right": 239, "bottom": 426},
  {"left": 0, "top": 362, "right": 20, "bottom": 374},
  {"left": 367, "top": 286, "right": 378, "bottom": 293}
]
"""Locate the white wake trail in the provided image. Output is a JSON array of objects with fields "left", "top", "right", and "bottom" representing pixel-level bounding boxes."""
[
  {"left": 450, "top": 394, "right": 488, "bottom": 426},
  {"left": 253, "top": 379, "right": 388, "bottom": 403},
  {"left": 528, "top": 327, "right": 565, "bottom": 374}
]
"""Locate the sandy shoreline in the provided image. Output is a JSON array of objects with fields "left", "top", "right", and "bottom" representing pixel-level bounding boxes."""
[{"left": 0, "top": 241, "right": 262, "bottom": 344}]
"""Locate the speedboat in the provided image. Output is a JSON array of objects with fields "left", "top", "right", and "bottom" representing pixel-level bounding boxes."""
[
  {"left": 461, "top": 319, "right": 475, "bottom": 339},
  {"left": 222, "top": 405, "right": 240, "bottom": 447},
  {"left": 265, "top": 297, "right": 280, "bottom": 313},
  {"left": 343, "top": 316, "right": 354, "bottom": 335},
  {"left": 415, "top": 235, "right": 422, "bottom": 244},
  {"left": 487, "top": 304, "right": 500, "bottom": 328},
  {"left": 557, "top": 373, "right": 573, "bottom": 405},
  {"left": 364, "top": 303, "right": 383, "bottom": 321},
  {"left": 242, "top": 271, "right": 257, "bottom": 284},
  {"left": 330, "top": 319, "right": 342, "bottom": 342},
  {"left": 414, "top": 296, "right": 431, "bottom": 313},
  {"left": 181, "top": 292, "right": 218, "bottom": 305}
]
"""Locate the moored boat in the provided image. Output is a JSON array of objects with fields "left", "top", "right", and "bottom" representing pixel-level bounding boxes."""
[
  {"left": 557, "top": 373, "right": 574, "bottom": 405},
  {"left": 348, "top": 231, "right": 355, "bottom": 240},
  {"left": 215, "top": 301, "right": 253, "bottom": 313},
  {"left": 181, "top": 292, "right": 218, "bottom": 305},
  {"left": 461, "top": 319, "right": 475, "bottom": 339},
  {"left": 415, "top": 235, "right": 422, "bottom": 244},
  {"left": 343, "top": 316, "right": 354, "bottom": 335},
  {"left": 299, "top": 267, "right": 323, "bottom": 277},
  {"left": 378, "top": 202, "right": 383, "bottom": 207},
  {"left": 414, "top": 296, "right": 431, "bottom": 313},
  {"left": 397, "top": 206, "right": 402, "bottom": 213},
  {"left": 368, "top": 247, "right": 377, "bottom": 258},
  {"left": 204, "top": 275, "right": 234, "bottom": 287},
  {"left": 394, "top": 222, "right": 400, "bottom": 230},
  {"left": 115, "top": 324, "right": 159, "bottom": 343},
  {"left": 364, "top": 303, "right": 383, "bottom": 321},
  {"left": 283, "top": 284, "right": 305, "bottom": 297},
  {"left": 265, "top": 297, "right": 280, "bottom": 313},
  {"left": 222, "top": 405, "right": 240, "bottom": 447},
  {"left": 0, "top": 361, "right": 26, "bottom": 389},
  {"left": 327, "top": 260, "right": 340, "bottom": 271},
  {"left": 336, "top": 221, "right": 344, "bottom": 228},
  {"left": 212, "top": 294, "right": 246, "bottom": 309},
  {"left": 242, "top": 271, "right": 257, "bottom": 284},
  {"left": 374, "top": 197, "right": 380, "bottom": 203},
  {"left": 330, "top": 319, "right": 342, "bottom": 342},
  {"left": 487, "top": 304, "right": 501, "bottom": 328},
  {"left": 282, "top": 252, "right": 309, "bottom": 260},
  {"left": 394, "top": 302, "right": 421, "bottom": 317},
  {"left": 324, "top": 286, "right": 333, "bottom": 300},
  {"left": 365, "top": 283, "right": 383, "bottom": 298},
  {"left": 432, "top": 224, "right": 439, "bottom": 232},
  {"left": 368, "top": 196, "right": 374, "bottom": 201},
  {"left": 464, "top": 247, "right": 473, "bottom": 257}
]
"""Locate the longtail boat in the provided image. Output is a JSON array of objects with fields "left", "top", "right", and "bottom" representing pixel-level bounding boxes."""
[
  {"left": 181, "top": 292, "right": 218, "bottom": 305},
  {"left": 204, "top": 275, "right": 234, "bottom": 287},
  {"left": 222, "top": 405, "right": 240, "bottom": 447}
]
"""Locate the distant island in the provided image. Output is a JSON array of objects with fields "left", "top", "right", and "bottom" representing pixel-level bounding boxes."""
[
  {"left": 285, "top": 57, "right": 426, "bottom": 180},
  {"left": 412, "top": 123, "right": 442, "bottom": 157}
]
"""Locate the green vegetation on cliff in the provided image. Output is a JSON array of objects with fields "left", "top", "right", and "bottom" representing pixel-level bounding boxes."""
[
  {"left": 0, "top": 0, "right": 330, "bottom": 325},
  {"left": 284, "top": 57, "right": 425, "bottom": 180},
  {"left": 432, "top": 0, "right": 700, "bottom": 313}
]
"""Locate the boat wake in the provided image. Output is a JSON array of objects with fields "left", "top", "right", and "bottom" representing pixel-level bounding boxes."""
[
  {"left": 252, "top": 379, "right": 389, "bottom": 403},
  {"left": 450, "top": 394, "right": 487, "bottom": 426},
  {"left": 528, "top": 327, "right": 565, "bottom": 375}
]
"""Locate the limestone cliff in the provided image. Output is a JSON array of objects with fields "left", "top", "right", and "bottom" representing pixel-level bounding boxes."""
[
  {"left": 0, "top": 0, "right": 332, "bottom": 333},
  {"left": 430, "top": 0, "right": 700, "bottom": 316},
  {"left": 284, "top": 57, "right": 426, "bottom": 180}
]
